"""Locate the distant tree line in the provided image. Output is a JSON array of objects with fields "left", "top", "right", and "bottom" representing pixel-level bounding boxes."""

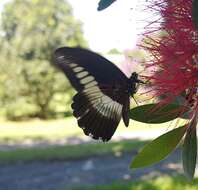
[{"left": 0, "top": 0, "right": 88, "bottom": 120}]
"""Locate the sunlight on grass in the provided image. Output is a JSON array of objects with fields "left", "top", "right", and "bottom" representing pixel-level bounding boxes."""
[
  {"left": 0, "top": 118, "right": 81, "bottom": 143},
  {"left": 69, "top": 176, "right": 198, "bottom": 190},
  {"left": 0, "top": 117, "right": 187, "bottom": 143}
]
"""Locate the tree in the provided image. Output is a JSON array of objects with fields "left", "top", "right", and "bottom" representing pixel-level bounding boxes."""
[
  {"left": 107, "top": 48, "right": 121, "bottom": 54},
  {"left": 0, "top": 0, "right": 88, "bottom": 119}
]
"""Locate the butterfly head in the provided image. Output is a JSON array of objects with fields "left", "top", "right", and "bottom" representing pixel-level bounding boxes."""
[{"left": 129, "top": 72, "right": 145, "bottom": 95}]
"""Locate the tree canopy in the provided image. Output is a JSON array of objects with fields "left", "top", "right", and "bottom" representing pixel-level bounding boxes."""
[{"left": 0, "top": 0, "right": 88, "bottom": 120}]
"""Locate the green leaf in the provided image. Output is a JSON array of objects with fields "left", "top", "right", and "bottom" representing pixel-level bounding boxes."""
[
  {"left": 131, "top": 126, "right": 187, "bottom": 168},
  {"left": 182, "top": 120, "right": 197, "bottom": 181},
  {"left": 192, "top": 0, "right": 198, "bottom": 29},
  {"left": 129, "top": 103, "right": 188, "bottom": 124},
  {"left": 97, "top": 0, "right": 116, "bottom": 11}
]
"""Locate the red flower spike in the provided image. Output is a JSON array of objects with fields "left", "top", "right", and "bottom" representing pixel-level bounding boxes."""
[{"left": 141, "top": 0, "right": 198, "bottom": 124}]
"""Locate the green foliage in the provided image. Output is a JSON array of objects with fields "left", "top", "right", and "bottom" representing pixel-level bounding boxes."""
[
  {"left": 107, "top": 48, "right": 121, "bottom": 54},
  {"left": 0, "top": 0, "right": 88, "bottom": 120},
  {"left": 129, "top": 103, "right": 188, "bottom": 124},
  {"left": 192, "top": 0, "right": 198, "bottom": 29},
  {"left": 69, "top": 176, "right": 198, "bottom": 190},
  {"left": 131, "top": 126, "right": 187, "bottom": 168},
  {"left": 182, "top": 121, "right": 197, "bottom": 181}
]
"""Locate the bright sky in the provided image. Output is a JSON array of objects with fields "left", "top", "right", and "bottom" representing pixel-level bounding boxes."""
[
  {"left": 67, "top": 0, "right": 139, "bottom": 53},
  {"left": 0, "top": 0, "right": 141, "bottom": 53}
]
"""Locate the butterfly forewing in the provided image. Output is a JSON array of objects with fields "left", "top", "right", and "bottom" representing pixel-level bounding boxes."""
[
  {"left": 53, "top": 47, "right": 130, "bottom": 141},
  {"left": 54, "top": 47, "right": 128, "bottom": 91}
]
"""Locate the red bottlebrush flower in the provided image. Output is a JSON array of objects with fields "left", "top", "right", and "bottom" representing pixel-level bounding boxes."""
[{"left": 141, "top": 0, "right": 198, "bottom": 123}]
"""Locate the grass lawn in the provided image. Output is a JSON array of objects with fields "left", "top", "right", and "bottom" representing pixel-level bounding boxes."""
[
  {"left": 0, "top": 139, "right": 147, "bottom": 164},
  {"left": 0, "top": 117, "right": 186, "bottom": 143},
  {"left": 0, "top": 117, "right": 186, "bottom": 164},
  {"left": 0, "top": 118, "right": 81, "bottom": 143},
  {"left": 69, "top": 176, "right": 198, "bottom": 190}
]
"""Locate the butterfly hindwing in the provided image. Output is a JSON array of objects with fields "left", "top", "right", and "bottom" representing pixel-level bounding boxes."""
[{"left": 72, "top": 86, "right": 123, "bottom": 141}]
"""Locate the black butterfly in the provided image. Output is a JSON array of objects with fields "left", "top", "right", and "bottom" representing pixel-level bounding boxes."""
[{"left": 53, "top": 47, "right": 143, "bottom": 141}]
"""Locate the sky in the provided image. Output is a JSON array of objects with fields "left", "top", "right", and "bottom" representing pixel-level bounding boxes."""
[
  {"left": 67, "top": 0, "right": 140, "bottom": 53},
  {"left": 0, "top": 0, "right": 142, "bottom": 53}
]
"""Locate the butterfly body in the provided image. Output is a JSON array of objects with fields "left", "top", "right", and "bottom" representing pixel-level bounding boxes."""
[{"left": 54, "top": 47, "right": 142, "bottom": 141}]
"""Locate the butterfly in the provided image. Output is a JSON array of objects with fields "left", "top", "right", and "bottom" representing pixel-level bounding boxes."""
[{"left": 53, "top": 47, "right": 144, "bottom": 142}]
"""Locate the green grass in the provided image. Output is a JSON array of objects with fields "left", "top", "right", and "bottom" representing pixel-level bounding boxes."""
[
  {"left": 0, "top": 117, "right": 186, "bottom": 163},
  {"left": 0, "top": 118, "right": 81, "bottom": 143},
  {"left": 0, "top": 117, "right": 186, "bottom": 143},
  {"left": 0, "top": 139, "right": 147, "bottom": 164},
  {"left": 69, "top": 176, "right": 198, "bottom": 190}
]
